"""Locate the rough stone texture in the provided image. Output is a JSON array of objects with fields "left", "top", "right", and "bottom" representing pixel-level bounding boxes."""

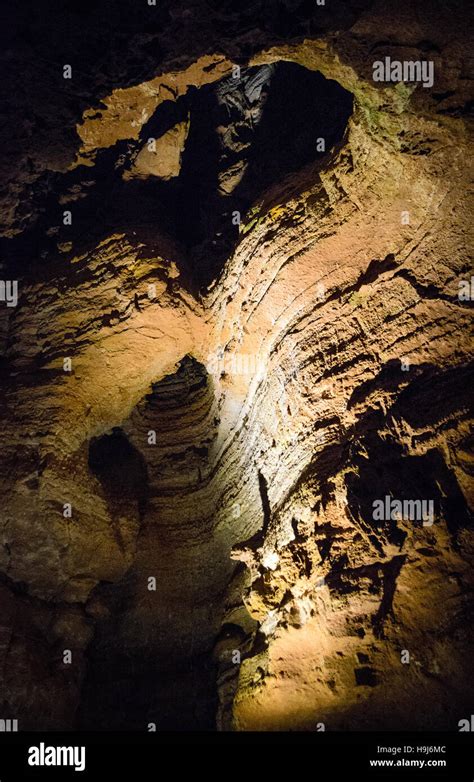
[{"left": 0, "top": 0, "right": 472, "bottom": 731}]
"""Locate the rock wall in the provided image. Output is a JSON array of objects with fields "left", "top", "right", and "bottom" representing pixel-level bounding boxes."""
[{"left": 0, "top": 0, "right": 472, "bottom": 731}]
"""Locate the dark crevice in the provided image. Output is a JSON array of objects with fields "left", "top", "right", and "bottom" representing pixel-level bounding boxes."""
[{"left": 258, "top": 470, "right": 272, "bottom": 536}]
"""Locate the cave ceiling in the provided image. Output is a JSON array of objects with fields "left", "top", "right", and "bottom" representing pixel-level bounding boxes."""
[{"left": 0, "top": 0, "right": 473, "bottom": 733}]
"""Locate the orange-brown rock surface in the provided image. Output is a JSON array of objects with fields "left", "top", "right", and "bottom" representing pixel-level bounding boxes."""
[{"left": 0, "top": 0, "right": 472, "bottom": 731}]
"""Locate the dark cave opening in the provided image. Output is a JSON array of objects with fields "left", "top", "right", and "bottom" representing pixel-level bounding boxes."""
[
  {"left": 0, "top": 61, "right": 353, "bottom": 296},
  {"left": 140, "top": 60, "right": 353, "bottom": 288},
  {"left": 88, "top": 428, "right": 149, "bottom": 517}
]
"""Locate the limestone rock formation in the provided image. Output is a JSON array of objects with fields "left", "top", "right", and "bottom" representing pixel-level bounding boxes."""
[{"left": 0, "top": 0, "right": 472, "bottom": 731}]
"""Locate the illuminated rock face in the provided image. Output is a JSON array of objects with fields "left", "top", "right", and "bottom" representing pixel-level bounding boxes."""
[{"left": 0, "top": 0, "right": 472, "bottom": 731}]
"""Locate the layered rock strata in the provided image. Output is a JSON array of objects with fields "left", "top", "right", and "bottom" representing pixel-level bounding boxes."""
[{"left": 0, "top": 0, "right": 472, "bottom": 730}]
